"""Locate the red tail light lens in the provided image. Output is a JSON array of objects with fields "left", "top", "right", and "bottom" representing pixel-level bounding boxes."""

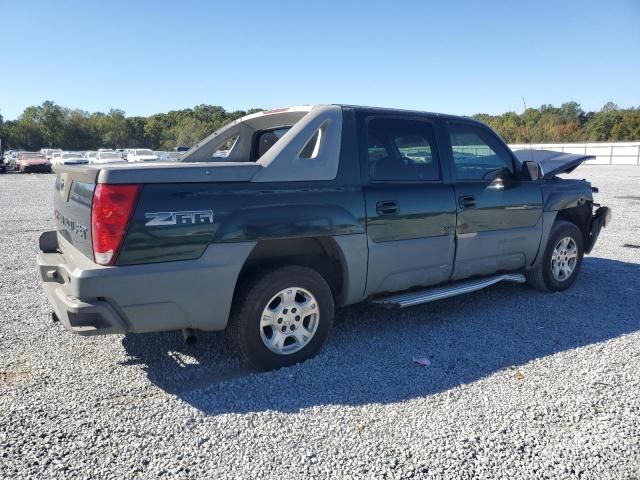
[{"left": 91, "top": 184, "right": 141, "bottom": 266}]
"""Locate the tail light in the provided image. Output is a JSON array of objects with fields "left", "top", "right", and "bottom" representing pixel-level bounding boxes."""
[{"left": 91, "top": 184, "right": 141, "bottom": 265}]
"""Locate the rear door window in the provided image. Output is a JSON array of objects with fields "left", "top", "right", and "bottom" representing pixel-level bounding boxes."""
[{"left": 365, "top": 117, "right": 441, "bottom": 182}]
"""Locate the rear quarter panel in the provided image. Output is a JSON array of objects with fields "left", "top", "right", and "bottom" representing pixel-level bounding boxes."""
[{"left": 118, "top": 182, "right": 366, "bottom": 265}]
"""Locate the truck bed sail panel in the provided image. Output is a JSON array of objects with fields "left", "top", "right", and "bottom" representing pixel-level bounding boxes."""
[{"left": 513, "top": 149, "right": 594, "bottom": 178}]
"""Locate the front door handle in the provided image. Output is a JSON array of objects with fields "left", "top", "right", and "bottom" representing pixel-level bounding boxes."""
[
  {"left": 458, "top": 196, "right": 477, "bottom": 209},
  {"left": 376, "top": 200, "right": 399, "bottom": 216}
]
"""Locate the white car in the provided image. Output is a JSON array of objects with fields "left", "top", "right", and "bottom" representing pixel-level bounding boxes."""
[
  {"left": 127, "top": 149, "right": 158, "bottom": 162},
  {"left": 89, "top": 151, "right": 124, "bottom": 164},
  {"left": 51, "top": 152, "right": 88, "bottom": 166},
  {"left": 41, "top": 148, "right": 62, "bottom": 161},
  {"left": 154, "top": 151, "right": 181, "bottom": 162},
  {"left": 40, "top": 148, "right": 62, "bottom": 164}
]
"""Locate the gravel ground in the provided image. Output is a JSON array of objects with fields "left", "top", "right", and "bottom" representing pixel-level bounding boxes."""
[{"left": 0, "top": 166, "right": 639, "bottom": 479}]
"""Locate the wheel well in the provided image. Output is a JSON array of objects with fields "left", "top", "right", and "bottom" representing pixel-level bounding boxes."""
[
  {"left": 236, "top": 237, "right": 345, "bottom": 301},
  {"left": 556, "top": 204, "right": 591, "bottom": 244}
]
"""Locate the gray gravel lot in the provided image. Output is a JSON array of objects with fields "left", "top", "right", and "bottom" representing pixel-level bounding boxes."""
[{"left": 1, "top": 166, "right": 639, "bottom": 479}]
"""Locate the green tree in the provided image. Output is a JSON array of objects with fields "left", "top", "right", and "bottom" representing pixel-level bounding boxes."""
[
  {"left": 610, "top": 109, "right": 640, "bottom": 141},
  {"left": 173, "top": 117, "right": 209, "bottom": 149},
  {"left": 586, "top": 103, "right": 623, "bottom": 141},
  {"left": 143, "top": 114, "right": 171, "bottom": 149},
  {"left": 39, "top": 101, "right": 66, "bottom": 147},
  {"left": 126, "top": 116, "right": 147, "bottom": 147}
]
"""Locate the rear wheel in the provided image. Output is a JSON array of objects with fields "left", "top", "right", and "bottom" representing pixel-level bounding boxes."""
[
  {"left": 228, "top": 265, "right": 334, "bottom": 371},
  {"left": 526, "top": 220, "right": 584, "bottom": 291}
]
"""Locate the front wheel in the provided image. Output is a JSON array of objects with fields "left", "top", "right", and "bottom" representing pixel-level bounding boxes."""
[
  {"left": 228, "top": 265, "right": 335, "bottom": 371},
  {"left": 526, "top": 220, "right": 584, "bottom": 292}
]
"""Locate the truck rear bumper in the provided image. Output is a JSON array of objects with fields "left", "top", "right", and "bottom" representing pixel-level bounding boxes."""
[
  {"left": 40, "top": 276, "right": 128, "bottom": 335},
  {"left": 37, "top": 231, "right": 256, "bottom": 335}
]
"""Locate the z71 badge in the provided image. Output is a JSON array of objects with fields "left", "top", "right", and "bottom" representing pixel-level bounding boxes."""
[{"left": 145, "top": 210, "right": 214, "bottom": 227}]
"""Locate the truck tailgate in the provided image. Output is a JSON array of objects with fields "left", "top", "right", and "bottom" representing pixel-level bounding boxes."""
[{"left": 53, "top": 165, "right": 100, "bottom": 261}]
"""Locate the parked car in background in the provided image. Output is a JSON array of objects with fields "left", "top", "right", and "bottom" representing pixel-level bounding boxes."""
[
  {"left": 126, "top": 149, "right": 158, "bottom": 162},
  {"left": 115, "top": 149, "right": 127, "bottom": 160},
  {"left": 6, "top": 151, "right": 20, "bottom": 170},
  {"left": 16, "top": 152, "right": 51, "bottom": 173},
  {"left": 90, "top": 151, "right": 124, "bottom": 164},
  {"left": 1, "top": 150, "right": 17, "bottom": 173},
  {"left": 51, "top": 152, "right": 89, "bottom": 166},
  {"left": 41, "top": 148, "right": 62, "bottom": 161},
  {"left": 154, "top": 151, "right": 181, "bottom": 162}
]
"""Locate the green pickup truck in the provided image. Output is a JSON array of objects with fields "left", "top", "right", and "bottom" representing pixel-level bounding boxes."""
[{"left": 37, "top": 105, "right": 611, "bottom": 370}]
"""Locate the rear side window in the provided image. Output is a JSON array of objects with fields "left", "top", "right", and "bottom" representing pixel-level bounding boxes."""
[
  {"left": 365, "top": 118, "right": 440, "bottom": 182},
  {"left": 448, "top": 123, "right": 514, "bottom": 180},
  {"left": 299, "top": 130, "right": 320, "bottom": 159},
  {"left": 212, "top": 135, "right": 239, "bottom": 159}
]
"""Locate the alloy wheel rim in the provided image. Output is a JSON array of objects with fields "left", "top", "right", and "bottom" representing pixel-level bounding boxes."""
[
  {"left": 551, "top": 236, "right": 578, "bottom": 282},
  {"left": 259, "top": 287, "right": 320, "bottom": 355}
]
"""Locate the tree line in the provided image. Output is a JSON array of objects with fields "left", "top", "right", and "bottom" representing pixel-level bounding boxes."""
[
  {"left": 474, "top": 101, "right": 640, "bottom": 144},
  {"left": 0, "top": 100, "right": 638, "bottom": 152},
  {"left": 0, "top": 101, "right": 262, "bottom": 151}
]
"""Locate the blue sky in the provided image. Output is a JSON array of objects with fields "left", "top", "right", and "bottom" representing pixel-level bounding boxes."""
[{"left": 1, "top": 0, "right": 638, "bottom": 119}]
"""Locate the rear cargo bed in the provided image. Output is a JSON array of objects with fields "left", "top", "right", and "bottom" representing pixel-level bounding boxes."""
[{"left": 52, "top": 161, "right": 262, "bottom": 263}]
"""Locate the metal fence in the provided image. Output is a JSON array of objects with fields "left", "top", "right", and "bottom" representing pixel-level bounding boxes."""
[{"left": 508, "top": 142, "right": 640, "bottom": 165}]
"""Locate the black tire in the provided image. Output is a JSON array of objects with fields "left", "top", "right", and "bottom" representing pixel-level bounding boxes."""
[
  {"left": 526, "top": 220, "right": 584, "bottom": 292},
  {"left": 228, "top": 265, "right": 335, "bottom": 371}
]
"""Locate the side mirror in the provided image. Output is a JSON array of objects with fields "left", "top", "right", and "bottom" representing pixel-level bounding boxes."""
[{"left": 523, "top": 161, "right": 543, "bottom": 181}]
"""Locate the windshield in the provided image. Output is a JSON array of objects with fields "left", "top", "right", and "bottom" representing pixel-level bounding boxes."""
[
  {"left": 62, "top": 153, "right": 81, "bottom": 159},
  {"left": 99, "top": 153, "right": 119, "bottom": 159},
  {"left": 136, "top": 149, "right": 154, "bottom": 156},
  {"left": 23, "top": 154, "right": 45, "bottom": 159}
]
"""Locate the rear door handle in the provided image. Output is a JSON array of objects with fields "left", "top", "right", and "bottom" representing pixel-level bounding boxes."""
[
  {"left": 458, "top": 196, "right": 477, "bottom": 209},
  {"left": 376, "top": 200, "right": 399, "bottom": 216}
]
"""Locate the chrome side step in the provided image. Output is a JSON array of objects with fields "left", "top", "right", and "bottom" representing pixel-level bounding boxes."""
[{"left": 370, "top": 273, "right": 526, "bottom": 308}]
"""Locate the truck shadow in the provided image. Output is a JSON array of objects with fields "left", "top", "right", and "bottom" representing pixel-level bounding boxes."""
[{"left": 121, "top": 257, "right": 640, "bottom": 415}]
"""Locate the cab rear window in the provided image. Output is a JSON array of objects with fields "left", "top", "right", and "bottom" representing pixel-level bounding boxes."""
[
  {"left": 253, "top": 127, "right": 321, "bottom": 160},
  {"left": 256, "top": 128, "right": 290, "bottom": 158}
]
